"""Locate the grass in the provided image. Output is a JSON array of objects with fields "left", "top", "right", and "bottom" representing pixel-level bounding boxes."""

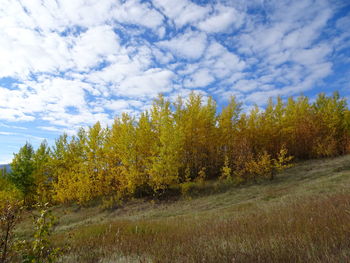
[{"left": 17, "top": 155, "right": 350, "bottom": 262}]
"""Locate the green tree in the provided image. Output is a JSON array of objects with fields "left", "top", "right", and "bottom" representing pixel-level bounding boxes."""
[{"left": 10, "top": 143, "right": 35, "bottom": 204}]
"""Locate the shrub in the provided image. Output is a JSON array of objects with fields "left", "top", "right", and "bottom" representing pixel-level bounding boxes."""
[
  {"left": 0, "top": 201, "right": 22, "bottom": 263},
  {"left": 180, "top": 182, "right": 198, "bottom": 197},
  {"left": 20, "top": 204, "right": 62, "bottom": 263},
  {"left": 244, "top": 146, "right": 293, "bottom": 181}
]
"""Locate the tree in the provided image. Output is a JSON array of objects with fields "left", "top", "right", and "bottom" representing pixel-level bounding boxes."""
[
  {"left": 33, "top": 141, "right": 52, "bottom": 204},
  {"left": 218, "top": 96, "right": 242, "bottom": 176},
  {"left": 312, "top": 92, "right": 348, "bottom": 157},
  {"left": 84, "top": 122, "right": 108, "bottom": 199},
  {"left": 111, "top": 113, "right": 139, "bottom": 196},
  {"left": 9, "top": 91, "right": 349, "bottom": 205},
  {"left": 10, "top": 143, "right": 35, "bottom": 204},
  {"left": 134, "top": 112, "right": 156, "bottom": 195},
  {"left": 149, "top": 94, "right": 184, "bottom": 191},
  {"left": 284, "top": 96, "right": 315, "bottom": 159},
  {"left": 52, "top": 130, "right": 88, "bottom": 204},
  {"left": 345, "top": 109, "right": 350, "bottom": 153},
  {"left": 177, "top": 93, "right": 217, "bottom": 180}
]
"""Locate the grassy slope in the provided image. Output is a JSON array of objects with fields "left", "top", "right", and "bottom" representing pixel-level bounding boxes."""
[{"left": 20, "top": 155, "right": 350, "bottom": 262}]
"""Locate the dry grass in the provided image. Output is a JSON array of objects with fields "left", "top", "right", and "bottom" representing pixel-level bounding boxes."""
[
  {"left": 16, "top": 155, "right": 350, "bottom": 262},
  {"left": 57, "top": 193, "right": 350, "bottom": 263}
]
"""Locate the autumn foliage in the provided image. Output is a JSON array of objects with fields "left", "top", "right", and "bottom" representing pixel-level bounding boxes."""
[{"left": 7, "top": 92, "right": 350, "bottom": 204}]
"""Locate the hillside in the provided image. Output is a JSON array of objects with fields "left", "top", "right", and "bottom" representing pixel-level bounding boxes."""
[{"left": 17, "top": 155, "right": 350, "bottom": 262}]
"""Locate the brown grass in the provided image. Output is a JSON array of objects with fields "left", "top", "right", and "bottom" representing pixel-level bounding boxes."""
[{"left": 57, "top": 193, "right": 350, "bottom": 263}]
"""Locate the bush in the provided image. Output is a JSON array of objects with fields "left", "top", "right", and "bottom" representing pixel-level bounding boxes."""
[
  {"left": 20, "top": 204, "right": 62, "bottom": 263},
  {"left": 0, "top": 200, "right": 22, "bottom": 263}
]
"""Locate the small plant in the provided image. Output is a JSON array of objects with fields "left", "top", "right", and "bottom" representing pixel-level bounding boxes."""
[
  {"left": 21, "top": 204, "right": 61, "bottom": 263},
  {"left": 184, "top": 166, "right": 191, "bottom": 183},
  {"left": 101, "top": 195, "right": 122, "bottom": 210},
  {"left": 180, "top": 182, "right": 197, "bottom": 197},
  {"left": 245, "top": 151, "right": 273, "bottom": 181},
  {"left": 220, "top": 156, "right": 232, "bottom": 181},
  {"left": 244, "top": 146, "right": 293, "bottom": 181},
  {"left": 195, "top": 167, "right": 206, "bottom": 184},
  {"left": 273, "top": 145, "right": 294, "bottom": 177}
]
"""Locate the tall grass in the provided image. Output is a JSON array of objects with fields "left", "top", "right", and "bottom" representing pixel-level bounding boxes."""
[{"left": 57, "top": 193, "right": 350, "bottom": 263}]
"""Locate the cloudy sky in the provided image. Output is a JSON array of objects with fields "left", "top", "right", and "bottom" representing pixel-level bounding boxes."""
[{"left": 0, "top": 0, "right": 349, "bottom": 163}]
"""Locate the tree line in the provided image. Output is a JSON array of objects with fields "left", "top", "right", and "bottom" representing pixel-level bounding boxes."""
[{"left": 4, "top": 92, "right": 350, "bottom": 205}]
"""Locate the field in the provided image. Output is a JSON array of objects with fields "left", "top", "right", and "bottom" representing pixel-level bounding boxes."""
[{"left": 17, "top": 155, "right": 350, "bottom": 262}]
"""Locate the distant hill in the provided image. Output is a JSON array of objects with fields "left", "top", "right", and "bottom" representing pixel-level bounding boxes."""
[{"left": 0, "top": 164, "right": 11, "bottom": 174}]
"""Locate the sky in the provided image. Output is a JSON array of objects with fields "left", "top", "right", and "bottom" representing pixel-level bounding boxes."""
[{"left": 0, "top": 0, "right": 349, "bottom": 163}]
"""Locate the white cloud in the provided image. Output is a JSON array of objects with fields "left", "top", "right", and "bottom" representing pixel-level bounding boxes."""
[
  {"left": 105, "top": 99, "right": 143, "bottom": 112},
  {"left": 0, "top": 123, "right": 27, "bottom": 130},
  {"left": 22, "top": 77, "right": 90, "bottom": 111},
  {"left": 233, "top": 79, "right": 259, "bottom": 93},
  {"left": 292, "top": 45, "right": 332, "bottom": 66},
  {"left": 38, "top": 126, "right": 77, "bottom": 136},
  {"left": 153, "top": 0, "right": 209, "bottom": 28},
  {"left": 10, "top": 0, "right": 162, "bottom": 32},
  {"left": 86, "top": 54, "right": 146, "bottom": 85},
  {"left": 0, "top": 131, "right": 17, "bottom": 136},
  {"left": 184, "top": 69, "right": 215, "bottom": 88},
  {"left": 112, "top": 0, "right": 164, "bottom": 29},
  {"left": 41, "top": 109, "right": 112, "bottom": 128},
  {"left": 219, "top": 0, "right": 337, "bottom": 105},
  {"left": 198, "top": 5, "right": 244, "bottom": 33},
  {"left": 204, "top": 42, "right": 245, "bottom": 77},
  {"left": 116, "top": 68, "right": 174, "bottom": 97},
  {"left": 0, "top": 107, "right": 35, "bottom": 122},
  {"left": 177, "top": 40, "right": 245, "bottom": 90},
  {"left": 0, "top": 27, "right": 68, "bottom": 78},
  {"left": 158, "top": 30, "right": 207, "bottom": 60},
  {"left": 72, "top": 25, "right": 120, "bottom": 71}
]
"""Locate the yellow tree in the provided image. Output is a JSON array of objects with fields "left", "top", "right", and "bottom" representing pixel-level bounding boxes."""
[
  {"left": 345, "top": 109, "right": 350, "bottom": 153},
  {"left": 312, "top": 92, "right": 348, "bottom": 157},
  {"left": 83, "top": 122, "right": 108, "bottom": 198},
  {"left": 218, "top": 96, "right": 242, "bottom": 176},
  {"left": 245, "top": 105, "right": 260, "bottom": 155},
  {"left": 110, "top": 113, "right": 138, "bottom": 196},
  {"left": 33, "top": 140, "right": 52, "bottom": 203},
  {"left": 134, "top": 111, "right": 156, "bottom": 196},
  {"left": 149, "top": 94, "right": 183, "bottom": 191},
  {"left": 177, "top": 93, "right": 217, "bottom": 180},
  {"left": 110, "top": 112, "right": 156, "bottom": 197},
  {"left": 52, "top": 130, "right": 87, "bottom": 204},
  {"left": 284, "top": 96, "right": 315, "bottom": 159}
]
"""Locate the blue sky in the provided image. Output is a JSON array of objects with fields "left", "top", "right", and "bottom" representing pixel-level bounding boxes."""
[{"left": 0, "top": 0, "right": 349, "bottom": 163}]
